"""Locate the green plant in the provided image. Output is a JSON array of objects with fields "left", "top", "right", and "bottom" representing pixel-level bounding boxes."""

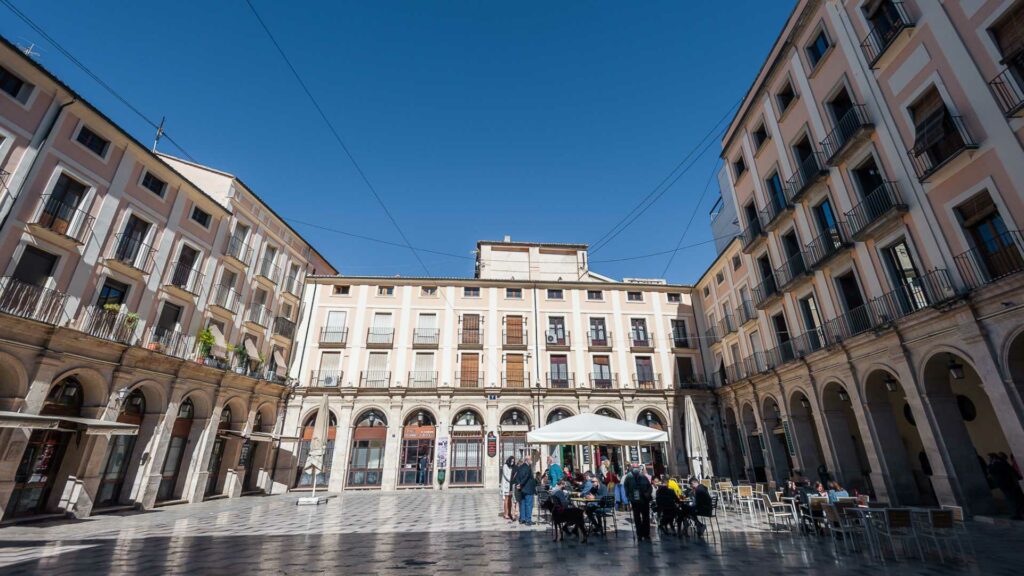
[
  {"left": 102, "top": 303, "right": 122, "bottom": 314},
  {"left": 124, "top": 312, "right": 140, "bottom": 329},
  {"left": 233, "top": 343, "right": 249, "bottom": 366},
  {"left": 196, "top": 328, "right": 215, "bottom": 358}
]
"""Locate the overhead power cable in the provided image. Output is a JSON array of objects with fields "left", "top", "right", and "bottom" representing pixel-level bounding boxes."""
[{"left": 660, "top": 158, "right": 722, "bottom": 276}]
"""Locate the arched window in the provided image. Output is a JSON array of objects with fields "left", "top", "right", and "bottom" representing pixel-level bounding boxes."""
[
  {"left": 253, "top": 411, "right": 264, "bottom": 432},
  {"left": 404, "top": 410, "right": 436, "bottom": 427},
  {"left": 219, "top": 407, "right": 232, "bottom": 426},
  {"left": 547, "top": 408, "right": 572, "bottom": 424},
  {"left": 178, "top": 398, "right": 195, "bottom": 419},
  {"left": 596, "top": 408, "right": 620, "bottom": 419},
  {"left": 121, "top": 389, "right": 146, "bottom": 417},
  {"left": 356, "top": 409, "right": 387, "bottom": 428},
  {"left": 500, "top": 409, "right": 529, "bottom": 426},
  {"left": 637, "top": 410, "right": 664, "bottom": 429},
  {"left": 304, "top": 412, "right": 338, "bottom": 428},
  {"left": 44, "top": 377, "right": 83, "bottom": 414},
  {"left": 454, "top": 410, "right": 482, "bottom": 426}
]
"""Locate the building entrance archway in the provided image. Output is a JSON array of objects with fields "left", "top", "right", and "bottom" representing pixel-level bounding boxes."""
[
  {"left": 863, "top": 370, "right": 934, "bottom": 506},
  {"left": 347, "top": 409, "right": 387, "bottom": 489},
  {"left": 400, "top": 410, "right": 436, "bottom": 487},
  {"left": 821, "top": 383, "right": 871, "bottom": 494}
]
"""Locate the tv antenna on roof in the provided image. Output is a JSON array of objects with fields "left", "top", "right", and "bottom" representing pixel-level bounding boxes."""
[
  {"left": 151, "top": 117, "right": 165, "bottom": 152},
  {"left": 17, "top": 41, "right": 41, "bottom": 59}
]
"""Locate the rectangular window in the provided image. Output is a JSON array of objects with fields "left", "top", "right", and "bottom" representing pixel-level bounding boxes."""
[
  {"left": 461, "top": 314, "right": 481, "bottom": 345},
  {"left": 95, "top": 278, "right": 130, "bottom": 307},
  {"left": 190, "top": 206, "right": 211, "bottom": 228},
  {"left": 505, "top": 315, "right": 525, "bottom": 346},
  {"left": 333, "top": 285, "right": 350, "bottom": 295},
  {"left": 732, "top": 156, "right": 747, "bottom": 179},
  {"left": 806, "top": 29, "right": 831, "bottom": 67},
  {"left": 459, "top": 352, "right": 480, "bottom": 385},
  {"left": 667, "top": 292, "right": 681, "bottom": 303},
  {"left": 505, "top": 353, "right": 525, "bottom": 387},
  {"left": 463, "top": 286, "right": 480, "bottom": 297},
  {"left": 671, "top": 319, "right": 689, "bottom": 348},
  {"left": 546, "top": 288, "right": 563, "bottom": 300},
  {"left": 752, "top": 124, "right": 769, "bottom": 149},
  {"left": 732, "top": 255, "right": 742, "bottom": 270},
  {"left": 412, "top": 353, "right": 434, "bottom": 386},
  {"left": 676, "top": 356, "right": 696, "bottom": 384},
  {"left": 587, "top": 290, "right": 603, "bottom": 301},
  {"left": 765, "top": 171, "right": 786, "bottom": 208},
  {"left": 635, "top": 357, "right": 655, "bottom": 388},
  {"left": 366, "top": 352, "right": 389, "bottom": 386},
  {"left": 141, "top": 172, "right": 167, "bottom": 197},
  {"left": 627, "top": 291, "right": 643, "bottom": 302},
  {"left": 715, "top": 271, "right": 724, "bottom": 285},
  {"left": 546, "top": 316, "right": 566, "bottom": 346},
  {"left": 589, "top": 317, "right": 607, "bottom": 345},
  {"left": 776, "top": 81, "right": 796, "bottom": 113},
  {"left": 592, "top": 355, "right": 612, "bottom": 388},
  {"left": 377, "top": 286, "right": 394, "bottom": 296},
  {"left": 505, "top": 287, "right": 522, "bottom": 299},
  {"left": 317, "top": 351, "right": 342, "bottom": 386},
  {"left": 76, "top": 125, "right": 110, "bottom": 157},
  {"left": 703, "top": 286, "right": 710, "bottom": 297},
  {"left": 630, "top": 318, "right": 649, "bottom": 345},
  {"left": 549, "top": 355, "right": 569, "bottom": 387},
  {"left": 0, "top": 65, "right": 26, "bottom": 99},
  {"left": 421, "top": 286, "right": 438, "bottom": 297}
]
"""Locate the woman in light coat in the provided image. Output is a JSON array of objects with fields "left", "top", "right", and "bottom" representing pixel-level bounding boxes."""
[{"left": 500, "top": 456, "right": 515, "bottom": 520}]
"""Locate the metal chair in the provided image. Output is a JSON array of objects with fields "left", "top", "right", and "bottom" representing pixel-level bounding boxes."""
[
  {"left": 823, "top": 504, "right": 865, "bottom": 556},
  {"left": 940, "top": 504, "right": 974, "bottom": 556},
  {"left": 592, "top": 494, "right": 619, "bottom": 537},
  {"left": 760, "top": 492, "right": 794, "bottom": 531},
  {"left": 876, "top": 508, "right": 924, "bottom": 561},
  {"left": 696, "top": 495, "right": 721, "bottom": 542},
  {"left": 918, "top": 509, "right": 964, "bottom": 563},
  {"left": 736, "top": 485, "right": 758, "bottom": 524}
]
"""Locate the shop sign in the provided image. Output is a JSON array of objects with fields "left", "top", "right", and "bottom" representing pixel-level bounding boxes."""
[
  {"left": 582, "top": 445, "right": 591, "bottom": 465},
  {"left": 486, "top": 431, "right": 497, "bottom": 457},
  {"left": 404, "top": 425, "right": 436, "bottom": 440},
  {"left": 436, "top": 437, "right": 449, "bottom": 469},
  {"left": 629, "top": 445, "right": 640, "bottom": 463}
]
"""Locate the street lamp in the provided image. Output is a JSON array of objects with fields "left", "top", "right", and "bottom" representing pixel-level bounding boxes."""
[
  {"left": 838, "top": 389, "right": 850, "bottom": 402},
  {"left": 948, "top": 355, "right": 965, "bottom": 380},
  {"left": 883, "top": 374, "right": 898, "bottom": 392}
]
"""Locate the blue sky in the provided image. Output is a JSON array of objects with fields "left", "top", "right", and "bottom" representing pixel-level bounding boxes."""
[{"left": 1, "top": 1, "right": 792, "bottom": 283}]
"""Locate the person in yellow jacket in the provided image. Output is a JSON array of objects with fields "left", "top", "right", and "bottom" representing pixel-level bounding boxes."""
[{"left": 667, "top": 477, "right": 684, "bottom": 499}]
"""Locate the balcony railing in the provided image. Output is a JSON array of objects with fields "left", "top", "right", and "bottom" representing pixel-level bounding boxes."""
[
  {"left": 273, "top": 316, "right": 296, "bottom": 339},
  {"left": 630, "top": 331, "right": 653, "bottom": 349},
  {"left": 735, "top": 299, "right": 757, "bottom": 325},
  {"left": 759, "top": 192, "right": 792, "bottom": 230},
  {"left": 225, "top": 236, "right": 253, "bottom": 267},
  {"left": 860, "top": 1, "right": 914, "bottom": 66},
  {"left": 408, "top": 370, "right": 438, "bottom": 388},
  {"left": 0, "top": 277, "right": 69, "bottom": 325},
  {"left": 955, "top": 230, "right": 1024, "bottom": 290},
  {"left": 677, "top": 373, "right": 711, "bottom": 390},
  {"left": 32, "top": 195, "right": 95, "bottom": 244},
  {"left": 166, "top": 260, "right": 204, "bottom": 295},
  {"left": 459, "top": 328, "right": 483, "bottom": 347},
  {"left": 989, "top": 53, "right": 1024, "bottom": 117},
  {"left": 632, "top": 373, "right": 661, "bottom": 390},
  {"left": 413, "top": 328, "right": 440, "bottom": 347},
  {"left": 501, "top": 372, "right": 530, "bottom": 389},
  {"left": 823, "top": 303, "right": 878, "bottom": 342},
  {"left": 106, "top": 233, "right": 155, "bottom": 274},
  {"left": 319, "top": 327, "right": 348, "bottom": 346},
  {"left": 907, "top": 114, "right": 977, "bottom": 181},
  {"left": 544, "top": 330, "right": 570, "bottom": 348},
  {"left": 670, "top": 330, "right": 693, "bottom": 348},
  {"left": 725, "top": 362, "right": 746, "bottom": 383},
  {"left": 366, "top": 327, "right": 395, "bottom": 347},
  {"left": 246, "top": 304, "right": 270, "bottom": 328},
  {"left": 282, "top": 274, "right": 302, "bottom": 297},
  {"left": 740, "top": 219, "right": 765, "bottom": 252},
  {"left": 76, "top": 306, "right": 139, "bottom": 345},
  {"left": 590, "top": 373, "right": 618, "bottom": 390},
  {"left": 503, "top": 328, "right": 528, "bottom": 347},
  {"left": 846, "top": 181, "right": 907, "bottom": 239},
  {"left": 743, "top": 351, "right": 775, "bottom": 376},
  {"left": 752, "top": 274, "right": 780, "bottom": 309},
  {"left": 717, "top": 314, "right": 737, "bottom": 336},
  {"left": 456, "top": 372, "right": 484, "bottom": 388},
  {"left": 870, "top": 269, "right": 957, "bottom": 325},
  {"left": 311, "top": 369, "right": 343, "bottom": 387},
  {"left": 546, "top": 372, "right": 575, "bottom": 389},
  {"left": 360, "top": 370, "right": 391, "bottom": 388},
  {"left": 821, "top": 105, "right": 872, "bottom": 164},
  {"left": 806, "top": 221, "right": 852, "bottom": 269},
  {"left": 211, "top": 284, "right": 241, "bottom": 314},
  {"left": 257, "top": 258, "right": 282, "bottom": 284},
  {"left": 144, "top": 326, "right": 193, "bottom": 359},
  {"left": 775, "top": 251, "right": 810, "bottom": 290},
  {"left": 588, "top": 330, "right": 612, "bottom": 348},
  {"left": 704, "top": 325, "right": 720, "bottom": 346},
  {"left": 785, "top": 151, "right": 828, "bottom": 202}
]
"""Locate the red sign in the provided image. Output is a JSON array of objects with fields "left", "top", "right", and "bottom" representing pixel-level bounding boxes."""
[{"left": 486, "top": 431, "right": 497, "bottom": 458}]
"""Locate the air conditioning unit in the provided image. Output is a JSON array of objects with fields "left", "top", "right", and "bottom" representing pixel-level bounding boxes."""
[{"left": 546, "top": 334, "right": 558, "bottom": 344}]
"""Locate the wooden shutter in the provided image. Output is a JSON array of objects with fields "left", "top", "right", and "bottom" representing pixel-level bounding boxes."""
[
  {"left": 992, "top": 4, "right": 1024, "bottom": 59},
  {"left": 506, "top": 353, "right": 524, "bottom": 386},
  {"left": 460, "top": 353, "right": 479, "bottom": 383},
  {"left": 506, "top": 315, "right": 523, "bottom": 344}
]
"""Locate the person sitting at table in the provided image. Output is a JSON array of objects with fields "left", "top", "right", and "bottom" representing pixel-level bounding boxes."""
[
  {"left": 679, "top": 478, "right": 712, "bottom": 537},
  {"left": 655, "top": 480, "right": 680, "bottom": 534},
  {"left": 813, "top": 481, "right": 828, "bottom": 498},
  {"left": 666, "top": 476, "right": 683, "bottom": 499},
  {"left": 782, "top": 479, "right": 799, "bottom": 499},
  {"left": 827, "top": 481, "right": 849, "bottom": 503},
  {"left": 579, "top": 472, "right": 595, "bottom": 497}
]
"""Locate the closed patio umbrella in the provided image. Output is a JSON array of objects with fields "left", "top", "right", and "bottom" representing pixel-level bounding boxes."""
[
  {"left": 684, "top": 396, "right": 712, "bottom": 479},
  {"left": 305, "top": 394, "right": 330, "bottom": 498}
]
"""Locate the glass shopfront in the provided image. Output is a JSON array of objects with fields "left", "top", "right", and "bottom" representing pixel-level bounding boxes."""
[
  {"left": 399, "top": 410, "right": 435, "bottom": 487},
  {"left": 296, "top": 411, "right": 336, "bottom": 487},
  {"left": 450, "top": 410, "right": 484, "bottom": 485},
  {"left": 157, "top": 398, "right": 194, "bottom": 502},
  {"left": 97, "top": 388, "right": 146, "bottom": 507},
  {"left": 347, "top": 410, "right": 387, "bottom": 488}
]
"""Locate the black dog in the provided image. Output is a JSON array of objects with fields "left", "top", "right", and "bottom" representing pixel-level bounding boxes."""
[{"left": 541, "top": 499, "right": 588, "bottom": 543}]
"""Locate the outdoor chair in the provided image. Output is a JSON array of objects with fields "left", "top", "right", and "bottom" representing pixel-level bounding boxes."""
[
  {"left": 537, "top": 490, "right": 552, "bottom": 526},
  {"left": 917, "top": 510, "right": 964, "bottom": 563},
  {"left": 823, "top": 504, "right": 865, "bottom": 556},
  {"left": 800, "top": 496, "right": 828, "bottom": 535},
  {"left": 876, "top": 509, "right": 924, "bottom": 561},
  {"left": 592, "top": 494, "right": 618, "bottom": 537},
  {"left": 736, "top": 485, "right": 758, "bottom": 524},
  {"left": 760, "top": 493, "right": 794, "bottom": 531},
  {"left": 940, "top": 504, "right": 974, "bottom": 556},
  {"left": 696, "top": 495, "right": 721, "bottom": 542}
]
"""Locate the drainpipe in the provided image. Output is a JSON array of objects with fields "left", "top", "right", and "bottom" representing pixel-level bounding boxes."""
[{"left": 0, "top": 97, "right": 77, "bottom": 236}]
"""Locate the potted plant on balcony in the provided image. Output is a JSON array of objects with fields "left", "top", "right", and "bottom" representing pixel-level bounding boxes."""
[
  {"left": 233, "top": 343, "right": 248, "bottom": 374},
  {"left": 196, "top": 328, "right": 214, "bottom": 363}
]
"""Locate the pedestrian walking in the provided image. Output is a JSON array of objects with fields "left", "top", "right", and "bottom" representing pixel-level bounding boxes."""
[{"left": 500, "top": 456, "right": 515, "bottom": 520}]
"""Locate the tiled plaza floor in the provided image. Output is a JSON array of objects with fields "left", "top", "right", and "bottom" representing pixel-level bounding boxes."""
[{"left": 1, "top": 490, "right": 1022, "bottom": 575}]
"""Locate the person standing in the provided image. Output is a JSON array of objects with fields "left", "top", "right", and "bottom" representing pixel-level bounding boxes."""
[
  {"left": 989, "top": 453, "right": 1024, "bottom": 520},
  {"left": 516, "top": 456, "right": 534, "bottom": 524},
  {"left": 547, "top": 455, "right": 564, "bottom": 486},
  {"left": 624, "top": 465, "right": 653, "bottom": 541},
  {"left": 417, "top": 454, "right": 430, "bottom": 485},
  {"left": 500, "top": 456, "right": 515, "bottom": 521},
  {"left": 616, "top": 460, "right": 632, "bottom": 511}
]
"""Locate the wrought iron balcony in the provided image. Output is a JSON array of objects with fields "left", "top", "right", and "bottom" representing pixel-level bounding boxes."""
[
  {"left": 717, "top": 313, "right": 737, "bottom": 336},
  {"left": 211, "top": 284, "right": 241, "bottom": 314},
  {"left": 319, "top": 326, "right": 348, "bottom": 347},
  {"left": 677, "top": 373, "right": 711, "bottom": 390},
  {"left": 821, "top": 105, "right": 872, "bottom": 164},
  {"left": 408, "top": 370, "right": 438, "bottom": 388},
  {"left": 360, "top": 370, "right": 391, "bottom": 388},
  {"left": 501, "top": 372, "right": 530, "bottom": 389},
  {"left": 546, "top": 372, "right": 575, "bottom": 389},
  {"left": 256, "top": 257, "right": 282, "bottom": 284},
  {"left": 545, "top": 329, "right": 570, "bottom": 348},
  {"left": 144, "top": 326, "right": 193, "bottom": 359},
  {"left": 106, "top": 233, "right": 155, "bottom": 274},
  {"left": 740, "top": 219, "right": 766, "bottom": 253},
  {"left": 273, "top": 316, "right": 296, "bottom": 339},
  {"left": 907, "top": 114, "right": 977, "bottom": 181},
  {"left": 367, "top": 327, "right": 395, "bottom": 347},
  {"left": 846, "top": 181, "right": 907, "bottom": 240},
  {"left": 806, "top": 221, "right": 852, "bottom": 269},
  {"left": 588, "top": 330, "right": 613, "bottom": 349},
  {"left": 704, "top": 325, "right": 720, "bottom": 346},
  {"left": 860, "top": 1, "right": 915, "bottom": 67},
  {"left": 870, "top": 269, "right": 957, "bottom": 325},
  {"left": 743, "top": 351, "right": 775, "bottom": 376},
  {"left": 502, "top": 328, "right": 528, "bottom": 348},
  {"left": 310, "top": 369, "right": 343, "bottom": 387},
  {"left": 31, "top": 195, "right": 95, "bottom": 244},
  {"left": 246, "top": 304, "right": 271, "bottom": 328},
  {"left": 724, "top": 362, "right": 747, "bottom": 383},
  {"left": 459, "top": 328, "right": 483, "bottom": 347},
  {"left": 225, "top": 236, "right": 253, "bottom": 267},
  {"left": 670, "top": 330, "right": 693, "bottom": 349},
  {"left": 775, "top": 251, "right": 811, "bottom": 290},
  {"left": 629, "top": 331, "right": 654, "bottom": 350},
  {"left": 785, "top": 151, "right": 828, "bottom": 202},
  {"left": 955, "top": 230, "right": 1024, "bottom": 290},
  {"left": 758, "top": 192, "right": 792, "bottom": 231},
  {"left": 455, "top": 372, "right": 484, "bottom": 388},
  {"left": 823, "top": 303, "right": 878, "bottom": 343},
  {"left": 165, "top": 260, "right": 204, "bottom": 295},
  {"left": 0, "top": 277, "right": 69, "bottom": 325},
  {"left": 76, "top": 305, "right": 139, "bottom": 345},
  {"left": 413, "top": 328, "right": 440, "bottom": 347},
  {"left": 632, "top": 373, "right": 661, "bottom": 390},
  {"left": 590, "top": 373, "right": 618, "bottom": 390},
  {"left": 752, "top": 274, "right": 780, "bottom": 309},
  {"left": 989, "top": 54, "right": 1024, "bottom": 117},
  {"left": 282, "top": 274, "right": 302, "bottom": 298},
  {"left": 735, "top": 299, "right": 757, "bottom": 325}
]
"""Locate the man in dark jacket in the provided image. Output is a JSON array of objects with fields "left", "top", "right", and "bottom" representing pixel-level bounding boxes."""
[
  {"left": 624, "top": 466, "right": 653, "bottom": 540},
  {"left": 516, "top": 456, "right": 535, "bottom": 524},
  {"left": 989, "top": 453, "right": 1024, "bottom": 520},
  {"left": 681, "top": 478, "right": 713, "bottom": 536}
]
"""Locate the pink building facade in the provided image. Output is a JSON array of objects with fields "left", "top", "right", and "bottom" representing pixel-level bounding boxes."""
[{"left": 697, "top": 0, "right": 1024, "bottom": 516}]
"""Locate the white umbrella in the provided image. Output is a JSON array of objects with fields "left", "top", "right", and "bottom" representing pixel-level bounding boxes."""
[
  {"left": 527, "top": 412, "right": 668, "bottom": 445},
  {"left": 684, "top": 396, "right": 713, "bottom": 479},
  {"left": 304, "top": 394, "right": 330, "bottom": 497}
]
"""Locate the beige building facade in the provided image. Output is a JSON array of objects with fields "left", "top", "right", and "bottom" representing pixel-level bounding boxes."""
[{"left": 697, "top": 0, "right": 1024, "bottom": 516}]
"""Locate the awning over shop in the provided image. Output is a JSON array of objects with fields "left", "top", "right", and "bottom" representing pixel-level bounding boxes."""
[
  {"left": 210, "top": 324, "right": 227, "bottom": 359},
  {"left": 222, "top": 430, "right": 277, "bottom": 443},
  {"left": 273, "top": 349, "right": 287, "bottom": 377},
  {"left": 0, "top": 411, "right": 138, "bottom": 436}
]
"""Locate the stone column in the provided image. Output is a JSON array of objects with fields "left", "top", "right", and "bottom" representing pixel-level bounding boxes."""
[
  {"left": 137, "top": 384, "right": 188, "bottom": 509},
  {"left": 863, "top": 401, "right": 917, "bottom": 505},
  {"left": 381, "top": 399, "right": 404, "bottom": 491},
  {"left": 327, "top": 400, "right": 354, "bottom": 492},
  {"left": 919, "top": 392, "right": 993, "bottom": 514}
]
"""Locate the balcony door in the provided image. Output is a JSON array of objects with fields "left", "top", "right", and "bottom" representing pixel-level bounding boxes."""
[
  {"left": 772, "top": 313, "right": 792, "bottom": 361},
  {"left": 589, "top": 317, "right": 607, "bottom": 345},
  {"left": 505, "top": 353, "right": 525, "bottom": 387},
  {"left": 325, "top": 310, "right": 347, "bottom": 342},
  {"left": 547, "top": 316, "right": 566, "bottom": 345},
  {"left": 881, "top": 239, "right": 926, "bottom": 314},
  {"left": 635, "top": 357, "right": 655, "bottom": 388},
  {"left": 42, "top": 174, "right": 87, "bottom": 235},
  {"left": 799, "top": 295, "right": 823, "bottom": 351},
  {"left": 116, "top": 215, "right": 150, "bottom": 264},
  {"left": 957, "top": 192, "right": 1022, "bottom": 281},
  {"left": 836, "top": 271, "right": 870, "bottom": 335},
  {"left": 505, "top": 315, "right": 524, "bottom": 345},
  {"left": 173, "top": 245, "right": 199, "bottom": 287},
  {"left": 459, "top": 353, "right": 479, "bottom": 387},
  {"left": 155, "top": 302, "right": 182, "bottom": 339},
  {"left": 549, "top": 355, "right": 569, "bottom": 387}
]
